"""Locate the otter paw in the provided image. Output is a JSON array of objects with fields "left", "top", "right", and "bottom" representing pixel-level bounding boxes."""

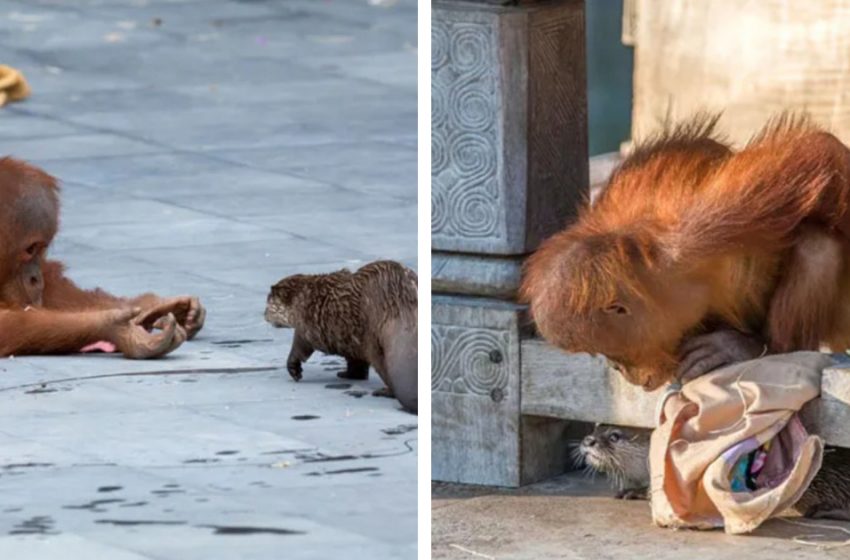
[
  {"left": 286, "top": 361, "right": 303, "bottom": 382},
  {"left": 615, "top": 487, "right": 648, "bottom": 501},
  {"left": 339, "top": 359, "right": 369, "bottom": 380},
  {"left": 372, "top": 387, "right": 394, "bottom": 399},
  {"left": 338, "top": 370, "right": 369, "bottom": 380}
]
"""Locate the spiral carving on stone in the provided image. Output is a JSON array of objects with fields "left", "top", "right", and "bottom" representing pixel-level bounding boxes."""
[
  {"left": 431, "top": 179, "right": 449, "bottom": 232},
  {"left": 448, "top": 85, "right": 491, "bottom": 132},
  {"left": 450, "top": 188, "right": 498, "bottom": 237},
  {"left": 431, "top": 121, "right": 448, "bottom": 174},
  {"left": 431, "top": 324, "right": 510, "bottom": 396},
  {"left": 449, "top": 131, "right": 495, "bottom": 185},
  {"left": 431, "top": 81, "right": 448, "bottom": 132},
  {"left": 430, "top": 328, "right": 446, "bottom": 388},
  {"left": 431, "top": 24, "right": 449, "bottom": 71},
  {"left": 450, "top": 25, "right": 489, "bottom": 77},
  {"left": 431, "top": 18, "right": 504, "bottom": 245}
]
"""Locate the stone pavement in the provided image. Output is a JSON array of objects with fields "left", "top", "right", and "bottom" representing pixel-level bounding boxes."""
[
  {"left": 0, "top": 0, "right": 417, "bottom": 558},
  {"left": 433, "top": 475, "right": 850, "bottom": 559}
]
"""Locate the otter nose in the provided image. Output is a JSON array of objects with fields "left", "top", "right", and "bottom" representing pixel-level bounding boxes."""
[{"left": 582, "top": 435, "right": 596, "bottom": 448}]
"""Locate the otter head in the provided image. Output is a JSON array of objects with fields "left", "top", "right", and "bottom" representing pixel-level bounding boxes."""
[
  {"left": 264, "top": 274, "right": 309, "bottom": 328},
  {"left": 574, "top": 424, "right": 651, "bottom": 483}
]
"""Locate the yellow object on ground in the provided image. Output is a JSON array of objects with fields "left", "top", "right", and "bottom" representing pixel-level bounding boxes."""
[
  {"left": 0, "top": 65, "right": 30, "bottom": 107},
  {"left": 650, "top": 352, "right": 830, "bottom": 534}
]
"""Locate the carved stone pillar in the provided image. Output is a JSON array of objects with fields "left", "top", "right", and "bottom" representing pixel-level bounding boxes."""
[{"left": 431, "top": 0, "right": 588, "bottom": 486}]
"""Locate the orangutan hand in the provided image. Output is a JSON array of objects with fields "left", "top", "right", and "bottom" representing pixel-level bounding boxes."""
[
  {"left": 137, "top": 296, "right": 205, "bottom": 340},
  {"left": 677, "top": 328, "right": 766, "bottom": 384},
  {"left": 106, "top": 308, "right": 186, "bottom": 359}
]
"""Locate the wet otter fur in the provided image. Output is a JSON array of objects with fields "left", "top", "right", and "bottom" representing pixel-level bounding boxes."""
[
  {"left": 792, "top": 446, "right": 850, "bottom": 521},
  {"left": 264, "top": 260, "right": 418, "bottom": 414},
  {"left": 575, "top": 424, "right": 850, "bottom": 520}
]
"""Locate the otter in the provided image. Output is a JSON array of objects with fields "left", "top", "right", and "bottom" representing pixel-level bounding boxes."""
[
  {"left": 793, "top": 447, "right": 850, "bottom": 520},
  {"left": 264, "top": 260, "right": 418, "bottom": 414},
  {"left": 573, "top": 424, "right": 651, "bottom": 500},
  {"left": 575, "top": 424, "right": 850, "bottom": 520}
]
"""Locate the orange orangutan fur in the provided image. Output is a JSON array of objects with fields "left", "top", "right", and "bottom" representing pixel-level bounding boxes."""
[
  {"left": 521, "top": 114, "right": 850, "bottom": 390},
  {"left": 0, "top": 157, "right": 206, "bottom": 358}
]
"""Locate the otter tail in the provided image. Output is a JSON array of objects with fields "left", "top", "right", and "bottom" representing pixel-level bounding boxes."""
[{"left": 381, "top": 316, "right": 418, "bottom": 414}]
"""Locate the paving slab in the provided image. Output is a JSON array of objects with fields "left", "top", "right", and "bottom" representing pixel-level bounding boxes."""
[
  {"left": 0, "top": 0, "right": 417, "bottom": 558},
  {"left": 433, "top": 475, "right": 850, "bottom": 560},
  {"left": 0, "top": 133, "right": 165, "bottom": 161}
]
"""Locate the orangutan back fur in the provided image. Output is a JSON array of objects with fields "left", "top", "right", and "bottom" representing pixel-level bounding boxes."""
[{"left": 520, "top": 112, "right": 850, "bottom": 389}]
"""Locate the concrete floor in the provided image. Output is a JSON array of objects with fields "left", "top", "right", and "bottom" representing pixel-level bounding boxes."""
[
  {"left": 0, "top": 0, "right": 416, "bottom": 558},
  {"left": 432, "top": 474, "right": 850, "bottom": 559}
]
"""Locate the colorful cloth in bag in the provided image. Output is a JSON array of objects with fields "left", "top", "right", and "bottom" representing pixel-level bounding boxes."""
[{"left": 650, "top": 352, "right": 830, "bottom": 534}]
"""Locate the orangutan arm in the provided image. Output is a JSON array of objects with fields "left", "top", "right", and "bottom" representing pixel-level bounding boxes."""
[
  {"left": 677, "top": 224, "right": 843, "bottom": 380},
  {"left": 41, "top": 260, "right": 205, "bottom": 339},
  {"left": 0, "top": 307, "right": 181, "bottom": 358},
  {"left": 765, "top": 224, "right": 844, "bottom": 353},
  {"left": 672, "top": 130, "right": 850, "bottom": 372}
]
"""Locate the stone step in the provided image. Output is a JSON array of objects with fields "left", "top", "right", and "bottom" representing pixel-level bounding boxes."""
[{"left": 521, "top": 338, "right": 850, "bottom": 448}]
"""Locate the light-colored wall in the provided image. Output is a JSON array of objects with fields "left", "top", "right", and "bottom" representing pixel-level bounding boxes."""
[{"left": 631, "top": 0, "right": 850, "bottom": 147}]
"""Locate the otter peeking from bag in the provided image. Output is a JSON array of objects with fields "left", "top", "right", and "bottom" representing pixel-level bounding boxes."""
[
  {"left": 575, "top": 423, "right": 850, "bottom": 521},
  {"left": 264, "top": 260, "right": 418, "bottom": 414}
]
